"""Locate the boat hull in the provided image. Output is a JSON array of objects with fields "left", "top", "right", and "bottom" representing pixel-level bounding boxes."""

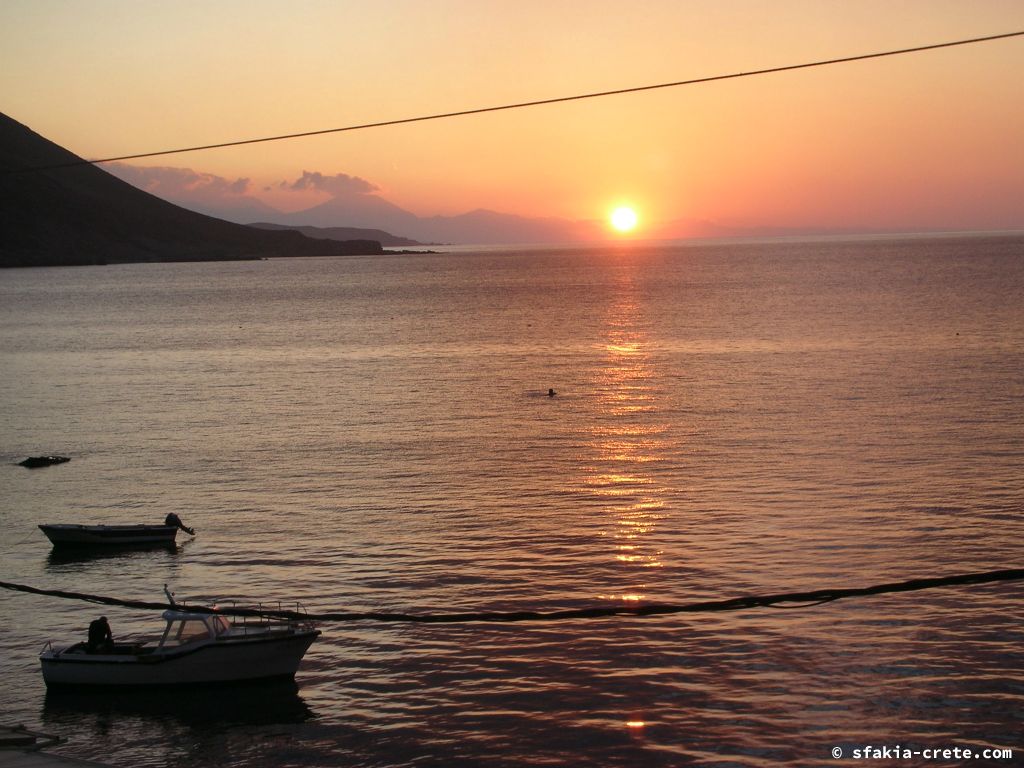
[
  {"left": 41, "top": 630, "right": 320, "bottom": 687},
  {"left": 39, "top": 524, "right": 178, "bottom": 547}
]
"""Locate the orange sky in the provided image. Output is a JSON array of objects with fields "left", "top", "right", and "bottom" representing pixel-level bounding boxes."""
[{"left": 2, "top": 1, "right": 1023, "bottom": 235}]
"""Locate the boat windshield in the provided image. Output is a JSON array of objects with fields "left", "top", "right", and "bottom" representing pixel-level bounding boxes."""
[{"left": 164, "top": 619, "right": 211, "bottom": 645}]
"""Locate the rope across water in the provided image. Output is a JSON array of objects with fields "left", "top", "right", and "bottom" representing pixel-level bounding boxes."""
[{"left": 2, "top": 567, "right": 1021, "bottom": 624}]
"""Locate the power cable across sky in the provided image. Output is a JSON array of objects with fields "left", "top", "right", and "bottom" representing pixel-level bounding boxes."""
[{"left": 13, "top": 29, "right": 1024, "bottom": 174}]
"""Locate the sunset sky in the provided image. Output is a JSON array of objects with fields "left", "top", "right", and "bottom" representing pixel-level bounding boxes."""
[{"left": 2, "top": 0, "right": 1023, "bottom": 237}]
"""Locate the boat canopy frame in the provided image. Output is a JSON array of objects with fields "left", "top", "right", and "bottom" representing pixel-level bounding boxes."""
[{"left": 157, "top": 611, "right": 232, "bottom": 649}]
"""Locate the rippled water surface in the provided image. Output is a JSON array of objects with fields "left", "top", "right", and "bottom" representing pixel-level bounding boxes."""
[{"left": 1, "top": 235, "right": 1023, "bottom": 766}]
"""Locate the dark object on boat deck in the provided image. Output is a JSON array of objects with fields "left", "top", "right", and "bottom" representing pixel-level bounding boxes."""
[
  {"left": 164, "top": 513, "right": 195, "bottom": 536},
  {"left": 548, "top": 388, "right": 557, "bottom": 397},
  {"left": 18, "top": 455, "right": 70, "bottom": 468}
]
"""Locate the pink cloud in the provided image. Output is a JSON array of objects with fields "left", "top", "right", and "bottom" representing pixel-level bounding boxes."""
[
  {"left": 107, "top": 163, "right": 251, "bottom": 197},
  {"left": 288, "top": 170, "right": 378, "bottom": 197}
]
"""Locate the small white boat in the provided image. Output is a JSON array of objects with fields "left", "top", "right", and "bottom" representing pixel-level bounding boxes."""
[
  {"left": 39, "top": 515, "right": 195, "bottom": 548},
  {"left": 40, "top": 599, "right": 320, "bottom": 688}
]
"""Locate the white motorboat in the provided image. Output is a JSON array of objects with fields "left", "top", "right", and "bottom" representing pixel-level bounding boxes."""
[{"left": 40, "top": 598, "right": 320, "bottom": 688}]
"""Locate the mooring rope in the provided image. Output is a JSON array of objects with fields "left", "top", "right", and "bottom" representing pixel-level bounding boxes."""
[{"left": 1, "top": 568, "right": 1021, "bottom": 624}]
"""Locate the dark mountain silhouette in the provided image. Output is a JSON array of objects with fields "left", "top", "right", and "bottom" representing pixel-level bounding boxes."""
[
  {"left": 277, "top": 191, "right": 422, "bottom": 235},
  {"left": 0, "top": 113, "right": 382, "bottom": 268},
  {"left": 249, "top": 222, "right": 426, "bottom": 247}
]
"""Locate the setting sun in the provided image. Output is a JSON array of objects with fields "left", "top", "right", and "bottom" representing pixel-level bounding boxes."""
[{"left": 610, "top": 206, "right": 639, "bottom": 233}]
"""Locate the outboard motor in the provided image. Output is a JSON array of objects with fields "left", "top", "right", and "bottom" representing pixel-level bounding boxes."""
[{"left": 164, "top": 513, "right": 195, "bottom": 536}]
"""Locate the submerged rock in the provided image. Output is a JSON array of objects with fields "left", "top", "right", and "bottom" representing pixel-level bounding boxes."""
[{"left": 18, "top": 455, "right": 70, "bottom": 468}]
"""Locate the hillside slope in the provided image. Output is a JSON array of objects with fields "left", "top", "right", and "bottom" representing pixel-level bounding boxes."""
[{"left": 0, "top": 113, "right": 381, "bottom": 267}]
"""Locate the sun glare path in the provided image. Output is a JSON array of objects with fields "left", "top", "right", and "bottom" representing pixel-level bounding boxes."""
[{"left": 610, "top": 206, "right": 638, "bottom": 233}]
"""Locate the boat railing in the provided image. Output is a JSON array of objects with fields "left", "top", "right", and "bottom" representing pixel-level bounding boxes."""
[{"left": 216, "top": 600, "right": 314, "bottom": 629}]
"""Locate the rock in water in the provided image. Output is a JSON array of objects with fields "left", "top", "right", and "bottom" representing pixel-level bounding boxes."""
[{"left": 18, "top": 456, "right": 70, "bottom": 468}]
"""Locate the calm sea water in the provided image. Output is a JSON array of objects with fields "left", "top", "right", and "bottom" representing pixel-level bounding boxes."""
[{"left": 1, "top": 235, "right": 1022, "bottom": 767}]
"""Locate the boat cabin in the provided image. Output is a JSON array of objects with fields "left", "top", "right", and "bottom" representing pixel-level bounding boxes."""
[{"left": 158, "top": 610, "right": 232, "bottom": 648}]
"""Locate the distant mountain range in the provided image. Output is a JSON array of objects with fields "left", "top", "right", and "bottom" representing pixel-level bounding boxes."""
[
  {"left": 260, "top": 200, "right": 882, "bottom": 245},
  {"left": 100, "top": 161, "right": 603, "bottom": 245},
  {"left": 103, "top": 162, "right": 888, "bottom": 245},
  {"left": 0, "top": 113, "right": 383, "bottom": 268},
  {"left": 266, "top": 193, "right": 605, "bottom": 244}
]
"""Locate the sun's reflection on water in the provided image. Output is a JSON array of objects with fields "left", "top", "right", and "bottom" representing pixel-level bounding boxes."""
[{"left": 579, "top": 268, "right": 671, "bottom": 600}]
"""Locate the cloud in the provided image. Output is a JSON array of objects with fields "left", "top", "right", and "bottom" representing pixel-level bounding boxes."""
[
  {"left": 288, "top": 170, "right": 378, "bottom": 197},
  {"left": 107, "top": 163, "right": 252, "bottom": 197},
  {"left": 105, "top": 163, "right": 281, "bottom": 224}
]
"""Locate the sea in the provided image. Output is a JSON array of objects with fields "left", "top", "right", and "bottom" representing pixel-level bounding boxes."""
[{"left": 1, "top": 234, "right": 1022, "bottom": 767}]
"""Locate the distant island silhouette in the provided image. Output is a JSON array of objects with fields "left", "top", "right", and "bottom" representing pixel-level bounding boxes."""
[
  {"left": 0, "top": 112, "right": 384, "bottom": 268},
  {"left": 249, "top": 222, "right": 429, "bottom": 248}
]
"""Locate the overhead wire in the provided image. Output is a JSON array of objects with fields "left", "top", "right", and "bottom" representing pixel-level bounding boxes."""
[{"left": 9, "top": 29, "right": 1024, "bottom": 175}]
